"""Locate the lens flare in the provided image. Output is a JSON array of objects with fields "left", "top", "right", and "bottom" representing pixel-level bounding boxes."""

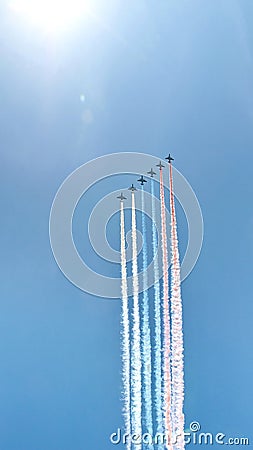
[{"left": 9, "top": 0, "right": 90, "bottom": 34}]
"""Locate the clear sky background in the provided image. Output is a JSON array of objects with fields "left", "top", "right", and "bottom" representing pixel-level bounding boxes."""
[{"left": 1, "top": 1, "right": 253, "bottom": 449}]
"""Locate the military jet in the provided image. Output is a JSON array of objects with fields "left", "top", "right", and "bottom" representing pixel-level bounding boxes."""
[
  {"left": 137, "top": 175, "right": 147, "bottom": 185},
  {"left": 156, "top": 161, "right": 165, "bottom": 170},
  {"left": 147, "top": 168, "right": 156, "bottom": 178},
  {"left": 128, "top": 184, "right": 137, "bottom": 191},
  {"left": 117, "top": 193, "right": 127, "bottom": 201},
  {"left": 165, "top": 153, "right": 174, "bottom": 163}
]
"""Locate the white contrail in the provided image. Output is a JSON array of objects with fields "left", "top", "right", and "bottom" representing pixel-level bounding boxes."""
[
  {"left": 120, "top": 200, "right": 131, "bottom": 450},
  {"left": 131, "top": 191, "right": 142, "bottom": 449},
  {"left": 169, "top": 163, "right": 185, "bottom": 450},
  {"left": 151, "top": 178, "right": 164, "bottom": 447},
  {"left": 159, "top": 169, "right": 173, "bottom": 450},
  {"left": 141, "top": 186, "right": 154, "bottom": 448}
]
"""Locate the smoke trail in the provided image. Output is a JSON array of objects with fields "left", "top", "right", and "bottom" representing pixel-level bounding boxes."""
[
  {"left": 120, "top": 201, "right": 131, "bottom": 450},
  {"left": 131, "top": 191, "right": 142, "bottom": 449},
  {"left": 141, "top": 186, "right": 154, "bottom": 449},
  {"left": 151, "top": 178, "right": 164, "bottom": 447},
  {"left": 159, "top": 168, "right": 173, "bottom": 450},
  {"left": 169, "top": 164, "right": 185, "bottom": 450}
]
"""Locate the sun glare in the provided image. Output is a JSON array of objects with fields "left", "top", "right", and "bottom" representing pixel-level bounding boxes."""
[{"left": 10, "top": 0, "right": 90, "bottom": 34}]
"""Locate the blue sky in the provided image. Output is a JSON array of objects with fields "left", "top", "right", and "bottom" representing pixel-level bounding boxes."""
[{"left": 1, "top": 0, "right": 253, "bottom": 449}]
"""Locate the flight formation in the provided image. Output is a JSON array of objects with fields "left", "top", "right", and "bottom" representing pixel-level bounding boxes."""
[{"left": 118, "top": 155, "right": 185, "bottom": 450}]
